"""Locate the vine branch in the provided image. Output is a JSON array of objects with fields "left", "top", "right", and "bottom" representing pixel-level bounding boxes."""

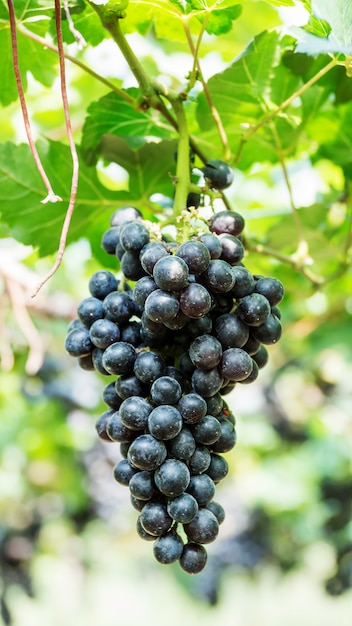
[
  {"left": 32, "top": 0, "right": 79, "bottom": 297},
  {"left": 7, "top": 0, "right": 62, "bottom": 203}
]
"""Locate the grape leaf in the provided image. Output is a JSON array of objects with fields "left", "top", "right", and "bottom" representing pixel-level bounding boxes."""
[
  {"left": 311, "top": 0, "right": 352, "bottom": 48},
  {"left": 81, "top": 89, "right": 173, "bottom": 162},
  {"left": 0, "top": 138, "right": 177, "bottom": 257},
  {"left": 0, "top": 21, "right": 58, "bottom": 107},
  {"left": 98, "top": 135, "right": 177, "bottom": 200}
]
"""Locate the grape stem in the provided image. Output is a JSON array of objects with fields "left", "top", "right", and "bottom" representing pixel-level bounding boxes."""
[
  {"left": 32, "top": 0, "right": 79, "bottom": 297},
  {"left": 7, "top": 0, "right": 62, "bottom": 204}
]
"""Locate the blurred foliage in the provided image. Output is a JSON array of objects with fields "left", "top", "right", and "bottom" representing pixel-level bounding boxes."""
[{"left": 1, "top": 0, "right": 352, "bottom": 623}]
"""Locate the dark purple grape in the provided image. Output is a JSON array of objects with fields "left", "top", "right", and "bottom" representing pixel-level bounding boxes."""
[
  {"left": 88, "top": 270, "right": 118, "bottom": 299},
  {"left": 153, "top": 255, "right": 189, "bottom": 291},
  {"left": 150, "top": 376, "right": 182, "bottom": 406},
  {"left": 179, "top": 542, "right": 207, "bottom": 573},
  {"left": 102, "top": 381, "right": 123, "bottom": 409},
  {"left": 148, "top": 405, "right": 183, "bottom": 441},
  {"left": 129, "top": 470, "right": 157, "bottom": 500},
  {"left": 206, "top": 501, "right": 225, "bottom": 524},
  {"left": 113, "top": 459, "right": 139, "bottom": 486},
  {"left": 95, "top": 409, "right": 114, "bottom": 441},
  {"left": 183, "top": 508, "right": 219, "bottom": 544},
  {"left": 89, "top": 319, "right": 120, "bottom": 349},
  {"left": 134, "top": 351, "right": 166, "bottom": 384},
  {"left": 206, "top": 453, "right": 229, "bottom": 483},
  {"left": 209, "top": 210, "right": 245, "bottom": 236},
  {"left": 119, "top": 221, "right": 150, "bottom": 252},
  {"left": 140, "top": 242, "right": 169, "bottom": 275},
  {"left": 188, "top": 445, "right": 211, "bottom": 474},
  {"left": 192, "top": 415, "right": 221, "bottom": 445},
  {"left": 211, "top": 421, "right": 237, "bottom": 453},
  {"left": 201, "top": 160, "right": 234, "bottom": 190},
  {"left": 119, "top": 396, "right": 152, "bottom": 430},
  {"left": 167, "top": 493, "right": 198, "bottom": 523},
  {"left": 179, "top": 283, "right": 212, "bottom": 318},
  {"left": 65, "top": 327, "right": 92, "bottom": 357},
  {"left": 110, "top": 206, "right": 142, "bottom": 226},
  {"left": 189, "top": 335, "right": 223, "bottom": 370},
  {"left": 186, "top": 474, "right": 215, "bottom": 506},
  {"left": 252, "top": 345, "right": 269, "bottom": 368},
  {"left": 153, "top": 530, "right": 184, "bottom": 564},
  {"left": 101, "top": 226, "right": 120, "bottom": 255},
  {"left": 133, "top": 276, "right": 158, "bottom": 307},
  {"left": 220, "top": 348, "right": 253, "bottom": 381},
  {"left": 178, "top": 393, "right": 207, "bottom": 424},
  {"left": 119, "top": 321, "right": 141, "bottom": 347},
  {"left": 176, "top": 241, "right": 210, "bottom": 274},
  {"left": 121, "top": 251, "right": 146, "bottom": 280},
  {"left": 252, "top": 313, "right": 282, "bottom": 344},
  {"left": 103, "top": 291, "right": 135, "bottom": 324},
  {"left": 168, "top": 427, "right": 196, "bottom": 461},
  {"left": 254, "top": 276, "right": 284, "bottom": 306},
  {"left": 115, "top": 374, "right": 147, "bottom": 400},
  {"left": 128, "top": 434, "right": 167, "bottom": 470},
  {"left": 230, "top": 266, "right": 255, "bottom": 298},
  {"left": 199, "top": 233, "right": 222, "bottom": 259},
  {"left": 144, "top": 289, "right": 180, "bottom": 323},
  {"left": 102, "top": 342, "right": 136, "bottom": 375},
  {"left": 106, "top": 411, "right": 137, "bottom": 443},
  {"left": 191, "top": 367, "right": 223, "bottom": 397},
  {"left": 214, "top": 313, "right": 249, "bottom": 349},
  {"left": 139, "top": 501, "right": 173, "bottom": 536},
  {"left": 77, "top": 297, "right": 104, "bottom": 327},
  {"left": 219, "top": 234, "right": 245, "bottom": 265},
  {"left": 91, "top": 348, "right": 110, "bottom": 375},
  {"left": 199, "top": 259, "right": 235, "bottom": 293},
  {"left": 236, "top": 293, "right": 271, "bottom": 326},
  {"left": 154, "top": 459, "right": 190, "bottom": 497}
]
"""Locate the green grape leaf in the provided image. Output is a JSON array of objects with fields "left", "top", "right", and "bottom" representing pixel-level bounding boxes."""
[
  {"left": 48, "top": 1, "right": 106, "bottom": 46},
  {"left": 81, "top": 90, "right": 173, "bottom": 162},
  {"left": 311, "top": 0, "right": 352, "bottom": 48},
  {"left": 0, "top": 139, "right": 177, "bottom": 257},
  {"left": 0, "top": 21, "right": 58, "bottom": 107},
  {"left": 98, "top": 135, "right": 177, "bottom": 200},
  {"left": 292, "top": 0, "right": 352, "bottom": 56}
]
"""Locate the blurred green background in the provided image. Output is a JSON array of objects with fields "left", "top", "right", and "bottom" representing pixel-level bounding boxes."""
[{"left": 1, "top": 1, "right": 352, "bottom": 624}]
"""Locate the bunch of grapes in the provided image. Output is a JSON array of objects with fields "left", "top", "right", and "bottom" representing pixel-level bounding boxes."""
[{"left": 64, "top": 166, "right": 284, "bottom": 574}]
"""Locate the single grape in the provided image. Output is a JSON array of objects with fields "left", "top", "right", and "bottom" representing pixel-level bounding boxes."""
[
  {"left": 179, "top": 542, "right": 208, "bottom": 574},
  {"left": 89, "top": 319, "right": 120, "bottom": 349},
  {"left": 148, "top": 405, "right": 183, "bottom": 441},
  {"left": 192, "top": 415, "right": 222, "bottom": 445},
  {"left": 115, "top": 374, "right": 147, "bottom": 400},
  {"left": 191, "top": 367, "right": 223, "bottom": 397},
  {"left": 106, "top": 411, "right": 137, "bottom": 443},
  {"left": 168, "top": 427, "right": 196, "bottom": 461},
  {"left": 199, "top": 233, "right": 222, "bottom": 259},
  {"left": 211, "top": 421, "right": 237, "bottom": 453},
  {"left": 119, "top": 221, "right": 150, "bottom": 252},
  {"left": 128, "top": 434, "right": 167, "bottom": 471},
  {"left": 167, "top": 493, "right": 198, "bottom": 523},
  {"left": 206, "top": 501, "right": 225, "bottom": 525},
  {"left": 176, "top": 241, "right": 210, "bottom": 274},
  {"left": 102, "top": 342, "right": 136, "bottom": 375},
  {"left": 134, "top": 350, "right": 166, "bottom": 384},
  {"left": 121, "top": 250, "right": 146, "bottom": 280},
  {"left": 199, "top": 259, "right": 235, "bottom": 293},
  {"left": 133, "top": 276, "right": 158, "bottom": 307},
  {"left": 154, "top": 459, "right": 191, "bottom": 497},
  {"left": 220, "top": 348, "right": 253, "bottom": 382},
  {"left": 110, "top": 206, "right": 142, "bottom": 226},
  {"left": 139, "top": 501, "right": 173, "bottom": 536},
  {"left": 188, "top": 445, "right": 211, "bottom": 474},
  {"left": 254, "top": 276, "right": 284, "bottom": 306},
  {"left": 150, "top": 376, "right": 182, "bottom": 406},
  {"left": 119, "top": 396, "right": 152, "bottom": 431},
  {"left": 183, "top": 508, "right": 219, "bottom": 544},
  {"left": 95, "top": 409, "right": 114, "bottom": 441},
  {"left": 103, "top": 291, "right": 135, "bottom": 324},
  {"left": 252, "top": 344, "right": 269, "bottom": 368},
  {"left": 201, "top": 160, "right": 234, "bottom": 190},
  {"left": 219, "top": 234, "right": 245, "bottom": 265},
  {"left": 178, "top": 393, "right": 207, "bottom": 424},
  {"left": 214, "top": 313, "right": 249, "bottom": 349},
  {"left": 129, "top": 470, "right": 157, "bottom": 500},
  {"left": 153, "top": 255, "right": 189, "bottom": 292},
  {"left": 189, "top": 335, "right": 223, "bottom": 370},
  {"left": 209, "top": 210, "right": 245, "bottom": 236},
  {"left": 252, "top": 313, "right": 282, "bottom": 344},
  {"left": 102, "top": 381, "right": 123, "bottom": 409},
  {"left": 206, "top": 453, "right": 229, "bottom": 483},
  {"left": 77, "top": 297, "right": 104, "bottom": 328},
  {"left": 65, "top": 327, "right": 92, "bottom": 357},
  {"left": 230, "top": 266, "right": 255, "bottom": 298},
  {"left": 179, "top": 283, "right": 212, "bottom": 318},
  {"left": 88, "top": 270, "right": 118, "bottom": 299},
  {"left": 140, "top": 242, "right": 169, "bottom": 275},
  {"left": 113, "top": 459, "right": 139, "bottom": 486},
  {"left": 187, "top": 474, "right": 216, "bottom": 506},
  {"left": 101, "top": 226, "right": 121, "bottom": 255},
  {"left": 144, "top": 289, "right": 180, "bottom": 323},
  {"left": 236, "top": 293, "right": 271, "bottom": 326},
  {"left": 153, "top": 530, "right": 184, "bottom": 564}
]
